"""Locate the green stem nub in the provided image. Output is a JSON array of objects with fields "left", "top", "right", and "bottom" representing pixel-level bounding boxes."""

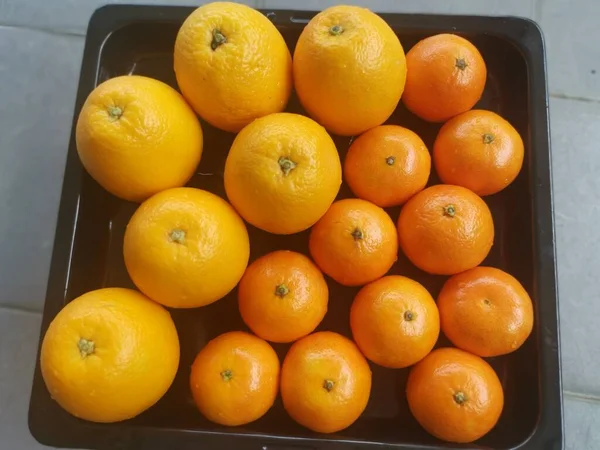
[
  {"left": 211, "top": 29, "right": 227, "bottom": 50},
  {"left": 78, "top": 338, "right": 95, "bottom": 358},
  {"left": 455, "top": 58, "right": 468, "bottom": 70},
  {"left": 323, "top": 379, "right": 335, "bottom": 392},
  {"left": 329, "top": 25, "right": 344, "bottom": 35},
  {"left": 221, "top": 369, "right": 233, "bottom": 381},
  {"left": 386, "top": 156, "right": 396, "bottom": 166},
  {"left": 483, "top": 133, "right": 495, "bottom": 144},
  {"left": 275, "top": 284, "right": 289, "bottom": 297},
  {"left": 169, "top": 228, "right": 186, "bottom": 244},
  {"left": 404, "top": 311, "right": 414, "bottom": 321},
  {"left": 107, "top": 106, "right": 123, "bottom": 121},
  {"left": 278, "top": 157, "right": 297, "bottom": 176},
  {"left": 443, "top": 205, "right": 456, "bottom": 218},
  {"left": 351, "top": 228, "right": 363, "bottom": 241},
  {"left": 454, "top": 391, "right": 467, "bottom": 405}
]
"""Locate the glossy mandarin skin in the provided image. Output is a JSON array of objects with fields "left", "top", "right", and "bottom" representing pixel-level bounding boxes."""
[
  {"left": 406, "top": 348, "right": 504, "bottom": 443},
  {"left": 434, "top": 110, "right": 525, "bottom": 196},
  {"left": 238, "top": 250, "right": 329, "bottom": 343},
  {"left": 344, "top": 125, "right": 431, "bottom": 207},
  {"left": 293, "top": 5, "right": 407, "bottom": 136},
  {"left": 397, "top": 185, "right": 494, "bottom": 275},
  {"left": 438, "top": 266, "right": 534, "bottom": 357},
  {"left": 123, "top": 188, "right": 250, "bottom": 308},
  {"left": 224, "top": 113, "right": 342, "bottom": 235},
  {"left": 350, "top": 276, "right": 440, "bottom": 368},
  {"left": 75, "top": 75, "right": 203, "bottom": 202},
  {"left": 403, "top": 34, "right": 487, "bottom": 123},
  {"left": 309, "top": 198, "right": 398, "bottom": 286},
  {"left": 281, "top": 331, "right": 372, "bottom": 433},
  {"left": 41, "top": 288, "right": 180, "bottom": 423},
  {"left": 190, "top": 331, "right": 280, "bottom": 426},
  {"left": 174, "top": 2, "right": 292, "bottom": 133}
]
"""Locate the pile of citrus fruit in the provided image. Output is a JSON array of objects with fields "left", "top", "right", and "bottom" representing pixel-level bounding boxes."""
[{"left": 40, "top": 2, "right": 534, "bottom": 445}]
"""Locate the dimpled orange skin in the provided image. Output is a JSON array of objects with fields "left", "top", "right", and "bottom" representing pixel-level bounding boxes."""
[
  {"left": 398, "top": 185, "right": 494, "bottom": 275},
  {"left": 75, "top": 75, "right": 203, "bottom": 202},
  {"left": 438, "top": 266, "right": 534, "bottom": 357},
  {"left": 238, "top": 250, "right": 328, "bottom": 343},
  {"left": 174, "top": 2, "right": 292, "bottom": 133},
  {"left": 281, "top": 331, "right": 372, "bottom": 433},
  {"left": 406, "top": 348, "right": 504, "bottom": 443},
  {"left": 403, "top": 34, "right": 487, "bottom": 123},
  {"left": 344, "top": 125, "right": 431, "bottom": 207},
  {"left": 40, "top": 288, "right": 180, "bottom": 423},
  {"left": 434, "top": 110, "right": 525, "bottom": 196},
  {"left": 123, "top": 188, "right": 250, "bottom": 308},
  {"left": 293, "top": 5, "right": 407, "bottom": 136},
  {"left": 350, "top": 276, "right": 440, "bottom": 369},
  {"left": 309, "top": 198, "right": 398, "bottom": 286},
  {"left": 224, "top": 113, "right": 342, "bottom": 235},
  {"left": 190, "top": 331, "right": 280, "bottom": 426}
]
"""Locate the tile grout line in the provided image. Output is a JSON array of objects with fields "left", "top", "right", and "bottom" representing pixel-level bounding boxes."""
[
  {"left": 0, "top": 22, "right": 86, "bottom": 38},
  {"left": 564, "top": 390, "right": 600, "bottom": 405},
  {"left": 550, "top": 92, "right": 600, "bottom": 104},
  {"left": 0, "top": 305, "right": 44, "bottom": 317}
]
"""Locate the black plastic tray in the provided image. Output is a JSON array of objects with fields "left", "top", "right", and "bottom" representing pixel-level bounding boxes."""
[{"left": 29, "top": 5, "right": 562, "bottom": 450}]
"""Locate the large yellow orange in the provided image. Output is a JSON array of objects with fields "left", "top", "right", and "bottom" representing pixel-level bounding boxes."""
[
  {"left": 123, "top": 188, "right": 249, "bottom": 308},
  {"left": 293, "top": 5, "right": 406, "bottom": 136},
  {"left": 224, "top": 113, "right": 342, "bottom": 234},
  {"left": 174, "top": 2, "right": 292, "bottom": 132},
  {"left": 40, "top": 288, "right": 180, "bottom": 423},
  {"left": 76, "top": 75, "right": 203, "bottom": 202}
]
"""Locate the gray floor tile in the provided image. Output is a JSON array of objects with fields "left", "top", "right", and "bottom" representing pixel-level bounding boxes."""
[
  {"left": 551, "top": 97, "right": 600, "bottom": 395},
  {"left": 537, "top": 0, "right": 600, "bottom": 100},
  {"left": 0, "top": 308, "right": 47, "bottom": 450},
  {"left": 0, "top": 27, "right": 83, "bottom": 311},
  {"left": 565, "top": 395, "right": 600, "bottom": 450}
]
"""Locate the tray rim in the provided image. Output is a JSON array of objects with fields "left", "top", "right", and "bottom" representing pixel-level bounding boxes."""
[{"left": 28, "top": 5, "right": 563, "bottom": 450}]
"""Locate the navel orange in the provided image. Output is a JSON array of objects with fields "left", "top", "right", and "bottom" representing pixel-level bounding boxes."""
[
  {"left": 293, "top": 5, "right": 407, "bottom": 136},
  {"left": 40, "top": 288, "right": 180, "bottom": 423},
  {"left": 350, "top": 275, "right": 439, "bottom": 368},
  {"left": 123, "top": 187, "right": 249, "bottom": 308},
  {"left": 309, "top": 198, "right": 398, "bottom": 286},
  {"left": 434, "top": 110, "right": 525, "bottom": 196},
  {"left": 224, "top": 113, "right": 342, "bottom": 234},
  {"left": 406, "top": 347, "right": 504, "bottom": 443},
  {"left": 174, "top": 2, "right": 292, "bottom": 132},
  {"left": 238, "top": 250, "right": 328, "bottom": 343},
  {"left": 281, "top": 331, "right": 372, "bottom": 433},
  {"left": 397, "top": 185, "right": 494, "bottom": 275},
  {"left": 403, "top": 34, "right": 487, "bottom": 123},
  {"left": 438, "top": 266, "right": 534, "bottom": 357},
  {"left": 344, "top": 125, "right": 431, "bottom": 207},
  {"left": 75, "top": 75, "right": 203, "bottom": 202},
  {"left": 190, "top": 331, "right": 279, "bottom": 426}
]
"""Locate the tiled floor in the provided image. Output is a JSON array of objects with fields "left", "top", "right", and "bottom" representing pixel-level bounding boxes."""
[{"left": 1, "top": 0, "right": 598, "bottom": 449}]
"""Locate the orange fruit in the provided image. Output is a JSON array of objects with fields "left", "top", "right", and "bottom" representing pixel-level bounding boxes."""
[
  {"left": 309, "top": 199, "right": 398, "bottom": 286},
  {"left": 402, "top": 34, "right": 487, "bottom": 123},
  {"left": 281, "top": 331, "right": 371, "bottom": 433},
  {"left": 293, "top": 5, "right": 407, "bottom": 136},
  {"left": 406, "top": 347, "right": 504, "bottom": 443},
  {"left": 123, "top": 187, "right": 249, "bottom": 308},
  {"left": 398, "top": 185, "right": 494, "bottom": 275},
  {"left": 433, "top": 110, "right": 525, "bottom": 196},
  {"left": 190, "top": 331, "right": 279, "bottom": 426},
  {"left": 438, "top": 266, "right": 534, "bottom": 357},
  {"left": 174, "top": 2, "right": 292, "bottom": 132},
  {"left": 75, "top": 75, "right": 203, "bottom": 202},
  {"left": 40, "top": 288, "right": 180, "bottom": 423},
  {"left": 350, "top": 275, "right": 439, "bottom": 368},
  {"left": 344, "top": 125, "right": 431, "bottom": 207},
  {"left": 224, "top": 113, "right": 342, "bottom": 235},
  {"left": 238, "top": 250, "right": 328, "bottom": 343}
]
